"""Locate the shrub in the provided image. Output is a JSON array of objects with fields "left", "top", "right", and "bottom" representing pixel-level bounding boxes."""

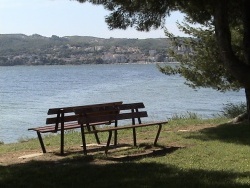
[{"left": 220, "top": 102, "right": 247, "bottom": 118}]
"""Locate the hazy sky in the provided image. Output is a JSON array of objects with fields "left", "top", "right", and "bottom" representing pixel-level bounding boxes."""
[{"left": 0, "top": 0, "right": 186, "bottom": 39}]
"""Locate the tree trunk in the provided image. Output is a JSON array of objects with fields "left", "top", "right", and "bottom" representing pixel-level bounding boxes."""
[
  {"left": 214, "top": 0, "right": 250, "bottom": 89},
  {"left": 242, "top": 0, "right": 250, "bottom": 121},
  {"left": 246, "top": 88, "right": 250, "bottom": 121},
  {"left": 242, "top": 0, "right": 250, "bottom": 66}
]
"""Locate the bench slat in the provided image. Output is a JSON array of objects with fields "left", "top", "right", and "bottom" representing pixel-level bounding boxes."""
[
  {"left": 29, "top": 121, "right": 115, "bottom": 133},
  {"left": 46, "top": 114, "right": 78, "bottom": 124},
  {"left": 29, "top": 125, "right": 79, "bottom": 133},
  {"left": 115, "top": 102, "right": 145, "bottom": 110},
  {"left": 85, "top": 121, "right": 168, "bottom": 134},
  {"left": 78, "top": 111, "right": 148, "bottom": 124},
  {"left": 48, "top": 101, "right": 122, "bottom": 115}
]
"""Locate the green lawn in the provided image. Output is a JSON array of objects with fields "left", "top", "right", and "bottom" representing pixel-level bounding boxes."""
[{"left": 0, "top": 118, "right": 250, "bottom": 188}]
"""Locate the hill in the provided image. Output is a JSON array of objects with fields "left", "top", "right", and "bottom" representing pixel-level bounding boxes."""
[{"left": 0, "top": 34, "right": 180, "bottom": 66}]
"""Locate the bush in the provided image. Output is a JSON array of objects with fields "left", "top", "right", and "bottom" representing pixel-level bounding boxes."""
[{"left": 220, "top": 102, "right": 247, "bottom": 118}]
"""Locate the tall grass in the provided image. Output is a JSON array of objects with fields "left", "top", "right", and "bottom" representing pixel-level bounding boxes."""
[
  {"left": 170, "top": 111, "right": 201, "bottom": 120},
  {"left": 219, "top": 102, "right": 247, "bottom": 118}
]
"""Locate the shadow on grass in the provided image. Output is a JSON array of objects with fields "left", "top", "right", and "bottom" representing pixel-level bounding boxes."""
[
  {"left": 53, "top": 143, "right": 178, "bottom": 159},
  {"left": 106, "top": 145, "right": 180, "bottom": 162},
  {"left": 187, "top": 121, "right": 250, "bottom": 145},
  {"left": 0, "top": 154, "right": 249, "bottom": 188},
  {"left": 53, "top": 143, "right": 134, "bottom": 156}
]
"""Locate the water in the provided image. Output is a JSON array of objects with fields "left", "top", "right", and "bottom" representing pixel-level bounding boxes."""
[{"left": 0, "top": 64, "right": 245, "bottom": 143}]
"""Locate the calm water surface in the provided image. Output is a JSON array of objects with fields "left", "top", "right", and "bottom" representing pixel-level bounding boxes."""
[{"left": 0, "top": 64, "right": 245, "bottom": 143}]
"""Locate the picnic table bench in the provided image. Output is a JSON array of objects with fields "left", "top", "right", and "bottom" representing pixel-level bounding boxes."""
[
  {"left": 74, "top": 102, "right": 168, "bottom": 155},
  {"left": 28, "top": 101, "right": 123, "bottom": 155}
]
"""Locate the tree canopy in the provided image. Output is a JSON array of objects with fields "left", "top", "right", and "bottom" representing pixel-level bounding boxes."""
[
  {"left": 76, "top": 0, "right": 250, "bottom": 119},
  {"left": 159, "top": 21, "right": 242, "bottom": 92},
  {"left": 76, "top": 0, "right": 250, "bottom": 88}
]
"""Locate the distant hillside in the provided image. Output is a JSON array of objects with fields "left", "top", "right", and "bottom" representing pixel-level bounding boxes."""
[{"left": 0, "top": 34, "right": 189, "bottom": 66}]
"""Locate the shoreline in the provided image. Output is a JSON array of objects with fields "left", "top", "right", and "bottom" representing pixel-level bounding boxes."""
[{"left": 0, "top": 61, "right": 180, "bottom": 67}]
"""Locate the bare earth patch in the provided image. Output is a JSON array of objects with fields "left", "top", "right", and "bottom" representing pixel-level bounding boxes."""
[{"left": 176, "top": 123, "right": 219, "bottom": 132}]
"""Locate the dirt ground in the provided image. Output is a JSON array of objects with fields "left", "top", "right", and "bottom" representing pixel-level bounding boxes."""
[{"left": 0, "top": 145, "right": 177, "bottom": 166}]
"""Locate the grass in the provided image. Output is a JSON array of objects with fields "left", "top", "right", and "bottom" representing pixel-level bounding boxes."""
[{"left": 0, "top": 117, "right": 250, "bottom": 187}]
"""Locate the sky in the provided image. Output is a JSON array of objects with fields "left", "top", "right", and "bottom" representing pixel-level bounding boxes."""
[{"left": 0, "top": 0, "right": 186, "bottom": 39}]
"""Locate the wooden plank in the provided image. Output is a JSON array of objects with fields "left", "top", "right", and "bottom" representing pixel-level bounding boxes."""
[
  {"left": 32, "top": 125, "right": 75, "bottom": 133},
  {"left": 46, "top": 114, "right": 78, "bottom": 124},
  {"left": 47, "top": 101, "right": 122, "bottom": 115},
  {"left": 116, "top": 102, "right": 145, "bottom": 110},
  {"left": 74, "top": 106, "right": 118, "bottom": 115},
  {"left": 85, "top": 121, "right": 168, "bottom": 133},
  {"left": 30, "top": 120, "right": 116, "bottom": 133},
  {"left": 78, "top": 111, "right": 148, "bottom": 124}
]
